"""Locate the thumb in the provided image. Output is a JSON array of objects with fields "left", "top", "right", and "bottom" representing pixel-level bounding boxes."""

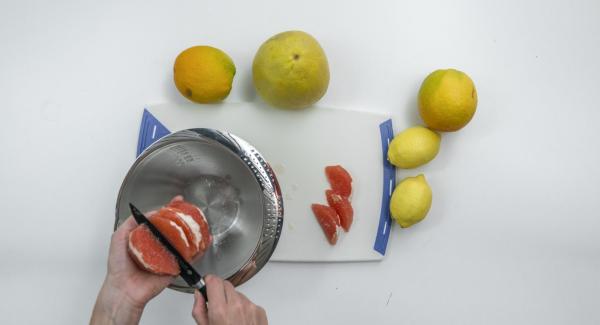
[{"left": 192, "top": 289, "right": 208, "bottom": 325}]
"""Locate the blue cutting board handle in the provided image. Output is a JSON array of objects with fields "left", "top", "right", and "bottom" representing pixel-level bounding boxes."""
[
  {"left": 137, "top": 109, "right": 171, "bottom": 157},
  {"left": 374, "top": 119, "right": 395, "bottom": 255}
]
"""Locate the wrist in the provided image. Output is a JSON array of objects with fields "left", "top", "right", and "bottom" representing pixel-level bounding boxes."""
[{"left": 91, "top": 278, "right": 145, "bottom": 325}]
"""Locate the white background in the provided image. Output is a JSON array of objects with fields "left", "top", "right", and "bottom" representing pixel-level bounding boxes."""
[{"left": 1, "top": 0, "right": 599, "bottom": 324}]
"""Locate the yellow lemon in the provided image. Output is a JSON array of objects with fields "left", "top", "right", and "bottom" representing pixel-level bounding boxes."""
[
  {"left": 390, "top": 174, "right": 432, "bottom": 228},
  {"left": 388, "top": 126, "right": 441, "bottom": 169},
  {"left": 418, "top": 69, "right": 477, "bottom": 131},
  {"left": 253, "top": 31, "right": 329, "bottom": 109},
  {"left": 173, "top": 46, "right": 236, "bottom": 103}
]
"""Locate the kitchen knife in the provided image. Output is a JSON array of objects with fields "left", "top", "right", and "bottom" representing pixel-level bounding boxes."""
[{"left": 129, "top": 203, "right": 208, "bottom": 301}]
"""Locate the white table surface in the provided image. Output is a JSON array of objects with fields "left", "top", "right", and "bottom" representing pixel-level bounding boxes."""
[{"left": 1, "top": 0, "right": 599, "bottom": 324}]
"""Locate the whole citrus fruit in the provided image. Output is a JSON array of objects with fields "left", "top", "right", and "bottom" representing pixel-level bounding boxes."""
[
  {"left": 390, "top": 174, "right": 432, "bottom": 228},
  {"left": 173, "top": 46, "right": 235, "bottom": 103},
  {"left": 387, "top": 126, "right": 441, "bottom": 169},
  {"left": 418, "top": 69, "right": 477, "bottom": 131},
  {"left": 252, "top": 31, "right": 329, "bottom": 109}
]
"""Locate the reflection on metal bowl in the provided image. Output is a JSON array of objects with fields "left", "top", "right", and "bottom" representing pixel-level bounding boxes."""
[{"left": 115, "top": 129, "right": 284, "bottom": 293}]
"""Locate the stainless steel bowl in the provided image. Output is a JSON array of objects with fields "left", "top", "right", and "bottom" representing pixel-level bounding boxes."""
[{"left": 115, "top": 128, "right": 284, "bottom": 293}]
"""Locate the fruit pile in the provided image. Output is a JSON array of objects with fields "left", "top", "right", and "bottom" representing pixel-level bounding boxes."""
[
  {"left": 128, "top": 197, "right": 211, "bottom": 275},
  {"left": 169, "top": 30, "right": 479, "bottom": 243},
  {"left": 173, "top": 31, "right": 329, "bottom": 109},
  {"left": 311, "top": 165, "right": 354, "bottom": 245},
  {"left": 387, "top": 69, "right": 478, "bottom": 228}
]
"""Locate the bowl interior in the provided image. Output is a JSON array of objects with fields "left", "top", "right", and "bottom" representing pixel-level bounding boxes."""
[{"left": 116, "top": 139, "right": 264, "bottom": 287}]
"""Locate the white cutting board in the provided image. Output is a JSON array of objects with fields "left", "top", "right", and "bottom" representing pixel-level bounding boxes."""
[{"left": 146, "top": 101, "right": 392, "bottom": 262}]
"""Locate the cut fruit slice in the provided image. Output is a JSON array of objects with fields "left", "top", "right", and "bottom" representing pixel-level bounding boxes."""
[
  {"left": 326, "top": 190, "right": 354, "bottom": 232},
  {"left": 149, "top": 214, "right": 195, "bottom": 262},
  {"left": 128, "top": 225, "right": 179, "bottom": 276},
  {"left": 325, "top": 165, "right": 352, "bottom": 197},
  {"left": 168, "top": 200, "right": 212, "bottom": 253},
  {"left": 311, "top": 204, "right": 340, "bottom": 245},
  {"left": 155, "top": 208, "right": 199, "bottom": 257}
]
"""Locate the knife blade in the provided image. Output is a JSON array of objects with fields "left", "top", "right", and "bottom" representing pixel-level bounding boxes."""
[{"left": 129, "top": 203, "right": 208, "bottom": 301}]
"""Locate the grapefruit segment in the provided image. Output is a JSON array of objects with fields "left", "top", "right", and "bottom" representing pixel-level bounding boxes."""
[
  {"left": 325, "top": 165, "right": 352, "bottom": 197},
  {"left": 326, "top": 190, "right": 354, "bottom": 232},
  {"left": 311, "top": 204, "right": 340, "bottom": 245},
  {"left": 154, "top": 208, "right": 199, "bottom": 257},
  {"left": 128, "top": 225, "right": 179, "bottom": 276},
  {"left": 149, "top": 214, "right": 195, "bottom": 262},
  {"left": 168, "top": 200, "right": 212, "bottom": 253}
]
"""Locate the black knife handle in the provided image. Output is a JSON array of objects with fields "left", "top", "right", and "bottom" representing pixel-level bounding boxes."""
[
  {"left": 129, "top": 203, "right": 208, "bottom": 297},
  {"left": 194, "top": 281, "right": 209, "bottom": 302}
]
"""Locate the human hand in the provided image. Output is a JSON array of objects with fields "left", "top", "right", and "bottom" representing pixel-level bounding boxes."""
[
  {"left": 105, "top": 215, "right": 173, "bottom": 307},
  {"left": 192, "top": 275, "right": 268, "bottom": 325},
  {"left": 91, "top": 216, "right": 173, "bottom": 324}
]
